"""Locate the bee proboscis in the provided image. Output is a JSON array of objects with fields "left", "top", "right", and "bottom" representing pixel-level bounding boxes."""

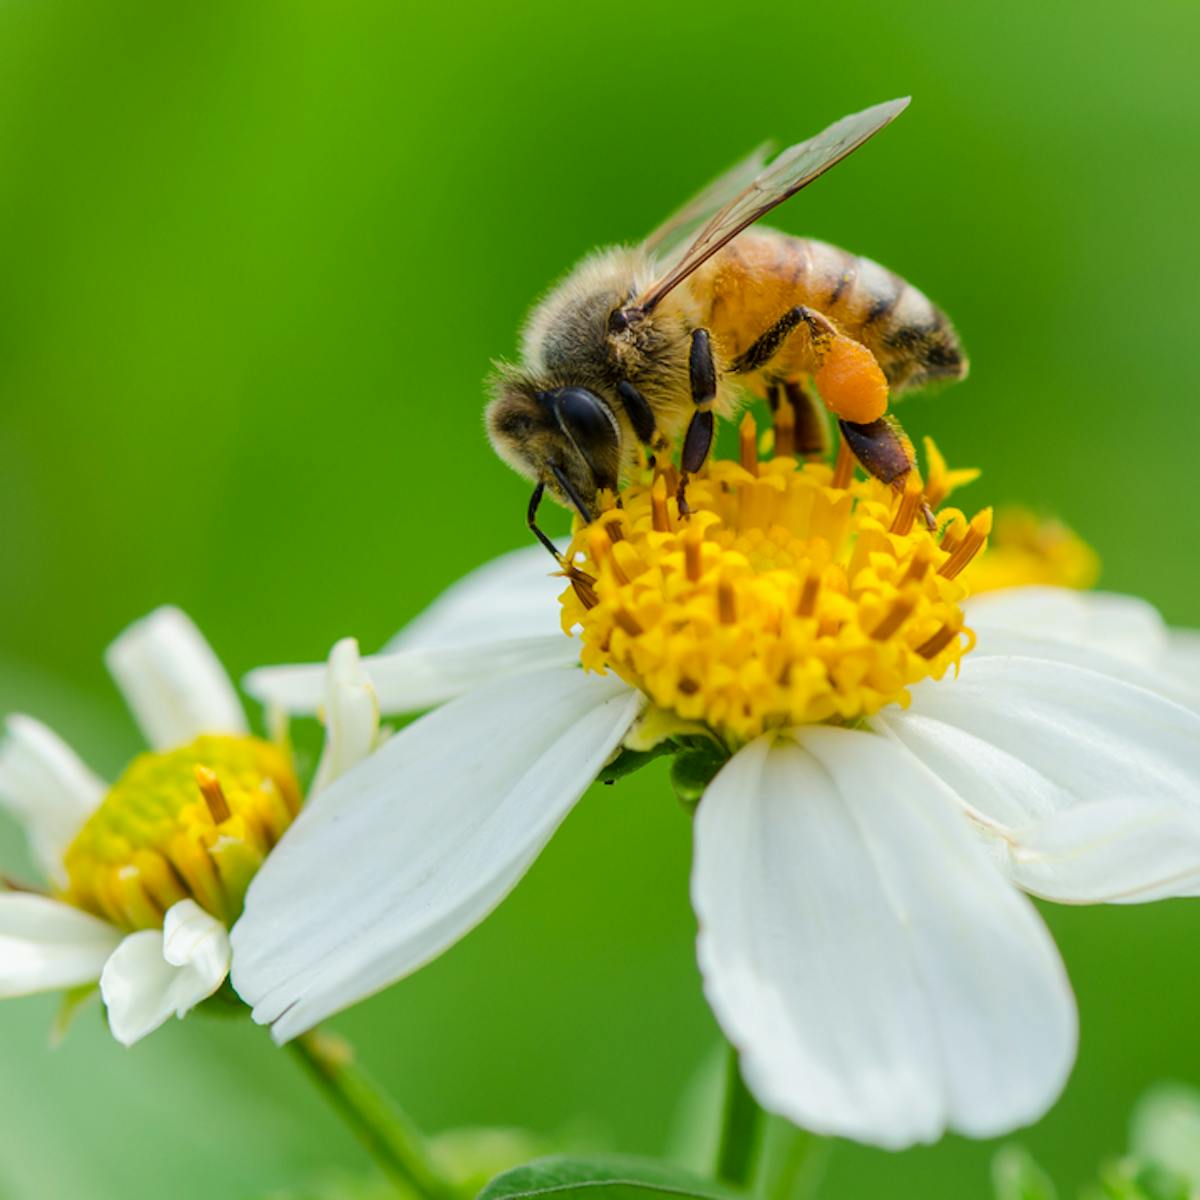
[{"left": 486, "top": 97, "right": 967, "bottom": 557}]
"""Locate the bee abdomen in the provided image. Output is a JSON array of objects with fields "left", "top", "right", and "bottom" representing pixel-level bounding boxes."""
[{"left": 795, "top": 238, "right": 968, "bottom": 391}]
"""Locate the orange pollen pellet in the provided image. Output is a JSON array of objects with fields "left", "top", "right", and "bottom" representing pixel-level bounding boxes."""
[
  {"left": 814, "top": 336, "right": 889, "bottom": 425},
  {"left": 917, "top": 623, "right": 961, "bottom": 659},
  {"left": 871, "top": 593, "right": 917, "bottom": 640},
  {"left": 832, "top": 437, "right": 855, "bottom": 489},
  {"left": 939, "top": 509, "right": 993, "bottom": 579},
  {"left": 651, "top": 476, "right": 671, "bottom": 532},
  {"left": 774, "top": 395, "right": 796, "bottom": 458},
  {"left": 718, "top": 578, "right": 738, "bottom": 624},
  {"left": 890, "top": 473, "right": 925, "bottom": 535},
  {"left": 193, "top": 765, "right": 231, "bottom": 824},
  {"left": 739, "top": 411, "right": 759, "bottom": 475}
]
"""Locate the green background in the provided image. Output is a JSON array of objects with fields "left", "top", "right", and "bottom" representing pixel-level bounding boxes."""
[{"left": 0, "top": 1, "right": 1197, "bottom": 1196}]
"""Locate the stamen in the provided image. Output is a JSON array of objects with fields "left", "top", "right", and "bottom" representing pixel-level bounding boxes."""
[
  {"left": 774, "top": 394, "right": 796, "bottom": 458},
  {"left": 831, "top": 436, "right": 855, "bottom": 488},
  {"left": 194, "top": 765, "right": 231, "bottom": 823},
  {"left": 567, "top": 566, "right": 598, "bottom": 610},
  {"left": 889, "top": 472, "right": 924, "bottom": 535},
  {"left": 615, "top": 609, "right": 643, "bottom": 636},
  {"left": 798, "top": 572, "right": 821, "bottom": 617},
  {"left": 717, "top": 576, "right": 738, "bottom": 624},
  {"left": 871, "top": 591, "right": 917, "bottom": 640},
  {"left": 651, "top": 475, "right": 671, "bottom": 532},
  {"left": 939, "top": 509, "right": 994, "bottom": 579},
  {"left": 902, "top": 542, "right": 934, "bottom": 583},
  {"left": 739, "top": 412, "right": 759, "bottom": 475},
  {"left": 917, "top": 622, "right": 962, "bottom": 659},
  {"left": 685, "top": 529, "right": 704, "bottom": 583}
]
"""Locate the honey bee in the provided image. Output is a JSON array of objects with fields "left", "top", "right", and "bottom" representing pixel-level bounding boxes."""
[{"left": 486, "top": 97, "right": 967, "bottom": 556}]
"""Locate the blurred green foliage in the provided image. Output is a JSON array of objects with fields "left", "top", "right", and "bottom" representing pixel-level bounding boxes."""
[{"left": 0, "top": 1, "right": 1197, "bottom": 1198}]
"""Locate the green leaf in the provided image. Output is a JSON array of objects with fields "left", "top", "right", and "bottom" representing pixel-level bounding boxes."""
[
  {"left": 479, "top": 1155, "right": 744, "bottom": 1200},
  {"left": 991, "top": 1145, "right": 1058, "bottom": 1200}
]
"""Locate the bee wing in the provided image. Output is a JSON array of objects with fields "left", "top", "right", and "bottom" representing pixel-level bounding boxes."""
[
  {"left": 636, "top": 97, "right": 910, "bottom": 313},
  {"left": 641, "top": 142, "right": 774, "bottom": 259}
]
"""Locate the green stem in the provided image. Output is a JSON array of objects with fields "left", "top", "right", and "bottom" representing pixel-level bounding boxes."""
[
  {"left": 767, "top": 1128, "right": 831, "bottom": 1200},
  {"left": 715, "top": 1044, "right": 765, "bottom": 1189},
  {"left": 288, "top": 1028, "right": 456, "bottom": 1200}
]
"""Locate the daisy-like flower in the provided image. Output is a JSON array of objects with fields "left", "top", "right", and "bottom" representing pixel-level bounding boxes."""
[
  {"left": 0, "top": 608, "right": 379, "bottom": 1046},
  {"left": 233, "top": 423, "right": 1200, "bottom": 1149}
]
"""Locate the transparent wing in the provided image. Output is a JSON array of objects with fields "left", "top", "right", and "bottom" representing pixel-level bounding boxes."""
[
  {"left": 637, "top": 98, "right": 910, "bottom": 313},
  {"left": 641, "top": 142, "right": 774, "bottom": 260}
]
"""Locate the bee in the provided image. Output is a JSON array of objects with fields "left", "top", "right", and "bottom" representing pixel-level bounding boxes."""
[{"left": 486, "top": 97, "right": 967, "bottom": 557}]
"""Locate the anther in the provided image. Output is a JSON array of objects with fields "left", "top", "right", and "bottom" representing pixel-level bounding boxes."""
[
  {"left": 871, "top": 592, "right": 918, "bottom": 640},
  {"left": 567, "top": 566, "right": 599, "bottom": 610},
  {"left": 901, "top": 543, "right": 933, "bottom": 583},
  {"left": 832, "top": 436, "right": 855, "bottom": 488},
  {"left": 194, "top": 765, "right": 231, "bottom": 824},
  {"left": 603, "top": 519, "right": 625, "bottom": 543},
  {"left": 890, "top": 472, "right": 924, "bottom": 535},
  {"left": 615, "top": 609, "right": 643, "bottom": 636},
  {"left": 718, "top": 577, "right": 738, "bottom": 624},
  {"left": 917, "top": 622, "right": 961, "bottom": 659},
  {"left": 774, "top": 394, "right": 796, "bottom": 458},
  {"left": 939, "top": 508, "right": 993, "bottom": 579},
  {"left": 797, "top": 572, "right": 821, "bottom": 617},
  {"left": 739, "top": 412, "right": 759, "bottom": 475},
  {"left": 651, "top": 474, "right": 671, "bottom": 532},
  {"left": 685, "top": 532, "right": 704, "bottom": 583},
  {"left": 940, "top": 519, "right": 965, "bottom": 555}
]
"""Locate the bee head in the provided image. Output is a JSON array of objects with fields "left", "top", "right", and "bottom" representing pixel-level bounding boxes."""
[{"left": 486, "top": 371, "right": 621, "bottom": 520}]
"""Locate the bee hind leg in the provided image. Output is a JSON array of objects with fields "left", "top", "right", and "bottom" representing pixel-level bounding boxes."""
[
  {"left": 837, "top": 415, "right": 914, "bottom": 487},
  {"left": 677, "top": 329, "right": 718, "bottom": 516},
  {"left": 767, "top": 378, "right": 830, "bottom": 458}
]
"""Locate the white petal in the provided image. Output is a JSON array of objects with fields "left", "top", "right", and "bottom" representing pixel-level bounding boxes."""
[
  {"left": 386, "top": 544, "right": 566, "bottom": 652},
  {"left": 311, "top": 638, "right": 380, "bottom": 794},
  {"left": 1007, "top": 800, "right": 1200, "bottom": 904},
  {"left": 692, "top": 727, "right": 1076, "bottom": 1149},
  {"left": 878, "top": 657, "right": 1200, "bottom": 901},
  {"left": 232, "top": 666, "right": 642, "bottom": 1042},
  {"left": 965, "top": 588, "right": 1195, "bottom": 704},
  {"left": 0, "top": 716, "right": 106, "bottom": 884},
  {"left": 105, "top": 606, "right": 246, "bottom": 750},
  {"left": 0, "top": 893, "right": 120, "bottom": 997},
  {"left": 245, "top": 635, "right": 578, "bottom": 718},
  {"left": 1166, "top": 628, "right": 1200, "bottom": 691},
  {"left": 100, "top": 900, "right": 229, "bottom": 1046},
  {"left": 966, "top": 587, "right": 1168, "bottom": 666}
]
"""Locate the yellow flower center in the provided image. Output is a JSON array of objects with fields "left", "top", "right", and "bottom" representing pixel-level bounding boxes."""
[
  {"left": 559, "top": 417, "right": 991, "bottom": 744},
  {"left": 62, "top": 734, "right": 300, "bottom": 931}
]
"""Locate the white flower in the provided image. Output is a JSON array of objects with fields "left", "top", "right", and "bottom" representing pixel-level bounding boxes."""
[
  {"left": 234, "top": 528, "right": 1200, "bottom": 1148},
  {"left": 0, "top": 608, "right": 379, "bottom": 1046}
]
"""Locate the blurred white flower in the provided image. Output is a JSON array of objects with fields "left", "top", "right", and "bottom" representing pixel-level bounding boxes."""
[
  {"left": 234, "top": 476, "right": 1200, "bottom": 1149},
  {"left": 0, "top": 609, "right": 378, "bottom": 1046}
]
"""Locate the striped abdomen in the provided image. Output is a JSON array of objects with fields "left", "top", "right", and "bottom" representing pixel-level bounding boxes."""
[{"left": 691, "top": 228, "right": 967, "bottom": 391}]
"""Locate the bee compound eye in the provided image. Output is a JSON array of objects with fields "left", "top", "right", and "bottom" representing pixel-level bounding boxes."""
[{"left": 551, "top": 388, "right": 618, "bottom": 451}]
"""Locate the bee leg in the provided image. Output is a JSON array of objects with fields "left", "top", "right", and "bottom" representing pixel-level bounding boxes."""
[
  {"left": 527, "top": 482, "right": 562, "bottom": 562},
  {"left": 677, "top": 328, "right": 718, "bottom": 516},
  {"left": 837, "top": 415, "right": 913, "bottom": 487},
  {"left": 615, "top": 380, "right": 669, "bottom": 465},
  {"left": 784, "top": 378, "right": 830, "bottom": 457},
  {"left": 730, "top": 306, "right": 836, "bottom": 375}
]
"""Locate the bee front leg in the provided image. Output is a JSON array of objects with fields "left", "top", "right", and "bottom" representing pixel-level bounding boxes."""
[
  {"left": 615, "top": 380, "right": 670, "bottom": 465},
  {"left": 678, "top": 328, "right": 717, "bottom": 516}
]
